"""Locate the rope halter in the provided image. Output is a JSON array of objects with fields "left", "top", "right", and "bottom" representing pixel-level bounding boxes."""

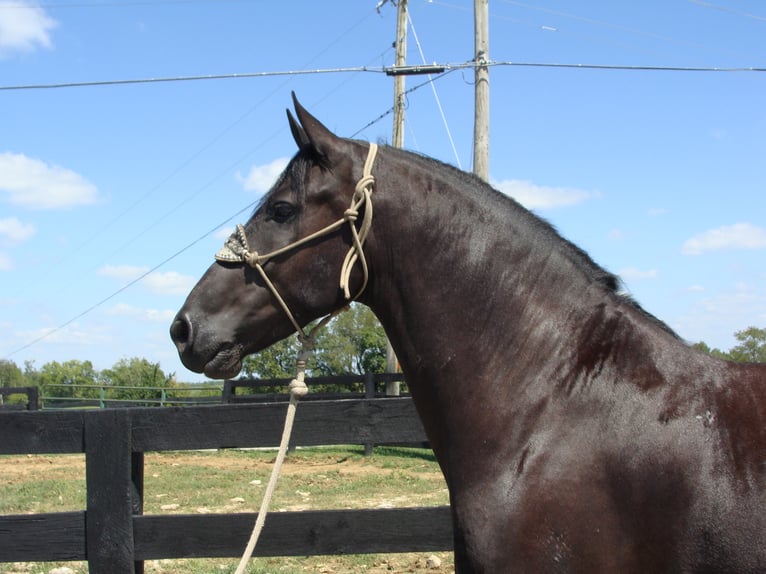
[
  {"left": 214, "top": 143, "right": 378, "bottom": 341},
  {"left": 226, "top": 142, "right": 378, "bottom": 573}
]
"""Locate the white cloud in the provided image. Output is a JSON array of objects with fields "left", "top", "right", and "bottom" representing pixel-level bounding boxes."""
[
  {"left": 681, "top": 223, "right": 766, "bottom": 255},
  {"left": 0, "top": 153, "right": 98, "bottom": 209},
  {"left": 0, "top": 1, "right": 57, "bottom": 58},
  {"left": 98, "top": 265, "right": 195, "bottom": 296},
  {"left": 105, "top": 303, "right": 176, "bottom": 322},
  {"left": 619, "top": 267, "right": 659, "bottom": 281},
  {"left": 493, "top": 179, "right": 599, "bottom": 209},
  {"left": 0, "top": 217, "right": 35, "bottom": 244},
  {"left": 142, "top": 271, "right": 195, "bottom": 296},
  {"left": 239, "top": 157, "right": 290, "bottom": 193}
]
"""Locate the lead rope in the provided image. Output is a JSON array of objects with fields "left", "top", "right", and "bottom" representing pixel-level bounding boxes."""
[
  {"left": 234, "top": 313, "right": 339, "bottom": 574},
  {"left": 233, "top": 343, "right": 309, "bottom": 574},
  {"left": 227, "top": 143, "right": 378, "bottom": 573}
]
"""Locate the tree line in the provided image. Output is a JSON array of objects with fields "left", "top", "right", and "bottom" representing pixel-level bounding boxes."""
[
  {"left": 1, "top": 305, "right": 763, "bottom": 406},
  {"left": 691, "top": 326, "right": 766, "bottom": 363},
  {"left": 0, "top": 356, "right": 178, "bottom": 405}
]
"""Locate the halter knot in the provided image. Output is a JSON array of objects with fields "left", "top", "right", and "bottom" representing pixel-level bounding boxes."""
[
  {"left": 288, "top": 378, "right": 309, "bottom": 397},
  {"left": 355, "top": 174, "right": 375, "bottom": 196},
  {"left": 216, "top": 224, "right": 264, "bottom": 268},
  {"left": 243, "top": 250, "right": 261, "bottom": 268},
  {"left": 344, "top": 207, "right": 358, "bottom": 222}
]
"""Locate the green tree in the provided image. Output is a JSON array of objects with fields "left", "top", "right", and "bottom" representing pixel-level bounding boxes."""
[
  {"left": 727, "top": 326, "right": 766, "bottom": 363},
  {"left": 23, "top": 360, "right": 41, "bottom": 388},
  {"left": 240, "top": 304, "right": 388, "bottom": 394},
  {"left": 691, "top": 341, "right": 729, "bottom": 360},
  {"left": 242, "top": 336, "right": 303, "bottom": 380},
  {"left": 39, "top": 360, "right": 99, "bottom": 399},
  {"left": 101, "top": 357, "right": 168, "bottom": 402},
  {"left": 314, "top": 304, "right": 386, "bottom": 376},
  {"left": 0, "top": 359, "right": 25, "bottom": 387},
  {"left": 0, "top": 359, "right": 27, "bottom": 406}
]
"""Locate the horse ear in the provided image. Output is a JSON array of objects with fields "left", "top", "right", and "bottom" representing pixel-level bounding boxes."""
[
  {"left": 291, "top": 92, "right": 341, "bottom": 161},
  {"left": 286, "top": 108, "right": 310, "bottom": 149}
]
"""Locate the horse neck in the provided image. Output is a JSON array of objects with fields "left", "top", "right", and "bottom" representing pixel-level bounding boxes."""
[{"left": 363, "top": 149, "right": 673, "bottom": 394}]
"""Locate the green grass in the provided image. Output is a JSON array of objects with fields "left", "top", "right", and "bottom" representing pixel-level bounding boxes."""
[{"left": 0, "top": 447, "right": 452, "bottom": 574}]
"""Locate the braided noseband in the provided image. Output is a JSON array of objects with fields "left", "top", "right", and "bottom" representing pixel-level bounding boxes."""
[{"left": 215, "top": 143, "right": 378, "bottom": 339}]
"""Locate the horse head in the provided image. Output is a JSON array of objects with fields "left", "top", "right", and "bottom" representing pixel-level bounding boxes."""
[{"left": 170, "top": 94, "right": 377, "bottom": 379}]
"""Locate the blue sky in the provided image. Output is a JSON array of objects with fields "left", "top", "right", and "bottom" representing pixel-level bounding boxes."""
[{"left": 1, "top": 0, "right": 764, "bottom": 382}]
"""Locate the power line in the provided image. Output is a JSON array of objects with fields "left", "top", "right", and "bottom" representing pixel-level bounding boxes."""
[
  {"left": 2, "top": 60, "right": 763, "bottom": 91},
  {"left": 493, "top": 61, "right": 766, "bottom": 73},
  {"left": 0, "top": 66, "right": 385, "bottom": 91},
  {"left": 689, "top": 0, "right": 766, "bottom": 23}
]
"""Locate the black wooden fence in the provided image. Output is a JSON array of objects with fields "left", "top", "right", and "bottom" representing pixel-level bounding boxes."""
[
  {"left": 0, "top": 397, "right": 452, "bottom": 573},
  {"left": 0, "top": 386, "right": 38, "bottom": 411}
]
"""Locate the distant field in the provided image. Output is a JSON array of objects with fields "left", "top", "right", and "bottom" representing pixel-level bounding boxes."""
[{"left": 0, "top": 446, "right": 453, "bottom": 573}]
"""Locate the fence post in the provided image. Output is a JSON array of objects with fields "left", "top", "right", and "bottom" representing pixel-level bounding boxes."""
[
  {"left": 132, "top": 451, "right": 145, "bottom": 574},
  {"left": 364, "top": 373, "right": 375, "bottom": 455},
  {"left": 364, "top": 372, "right": 376, "bottom": 399},
  {"left": 85, "top": 409, "right": 140, "bottom": 573},
  {"left": 222, "top": 380, "right": 234, "bottom": 403},
  {"left": 27, "top": 386, "right": 39, "bottom": 410}
]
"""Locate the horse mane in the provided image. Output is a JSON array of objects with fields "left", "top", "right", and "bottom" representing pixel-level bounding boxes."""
[{"left": 384, "top": 145, "right": 681, "bottom": 339}]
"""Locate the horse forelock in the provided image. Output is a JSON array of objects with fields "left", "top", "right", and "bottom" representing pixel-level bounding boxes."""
[{"left": 250, "top": 152, "right": 310, "bottom": 218}]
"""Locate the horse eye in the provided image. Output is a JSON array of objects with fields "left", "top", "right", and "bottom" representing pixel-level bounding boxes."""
[{"left": 269, "top": 202, "right": 295, "bottom": 223}]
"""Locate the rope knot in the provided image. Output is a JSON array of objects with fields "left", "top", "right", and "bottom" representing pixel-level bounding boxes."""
[
  {"left": 354, "top": 174, "right": 375, "bottom": 196},
  {"left": 243, "top": 250, "right": 260, "bottom": 268},
  {"left": 288, "top": 378, "right": 309, "bottom": 398},
  {"left": 344, "top": 208, "right": 358, "bottom": 222}
]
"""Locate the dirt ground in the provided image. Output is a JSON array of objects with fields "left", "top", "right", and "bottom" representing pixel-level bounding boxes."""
[{"left": 2, "top": 453, "right": 85, "bottom": 483}]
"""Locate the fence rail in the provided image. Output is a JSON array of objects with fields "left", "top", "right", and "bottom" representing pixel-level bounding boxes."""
[
  {"left": 223, "top": 372, "right": 406, "bottom": 402},
  {"left": 0, "top": 398, "right": 452, "bottom": 573},
  {"left": 40, "top": 383, "right": 222, "bottom": 409},
  {"left": 36, "top": 372, "right": 406, "bottom": 409}
]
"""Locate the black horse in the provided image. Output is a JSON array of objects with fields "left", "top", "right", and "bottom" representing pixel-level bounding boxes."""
[{"left": 171, "top": 95, "right": 766, "bottom": 573}]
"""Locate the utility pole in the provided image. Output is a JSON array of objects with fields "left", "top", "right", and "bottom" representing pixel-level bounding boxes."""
[
  {"left": 392, "top": 0, "right": 408, "bottom": 149},
  {"left": 473, "top": 0, "right": 490, "bottom": 180},
  {"left": 386, "top": 0, "right": 408, "bottom": 394}
]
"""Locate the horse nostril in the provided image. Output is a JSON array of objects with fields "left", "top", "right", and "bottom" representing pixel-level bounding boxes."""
[{"left": 170, "top": 314, "right": 193, "bottom": 351}]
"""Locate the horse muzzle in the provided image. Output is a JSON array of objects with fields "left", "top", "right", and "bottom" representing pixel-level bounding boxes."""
[{"left": 170, "top": 311, "right": 244, "bottom": 379}]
